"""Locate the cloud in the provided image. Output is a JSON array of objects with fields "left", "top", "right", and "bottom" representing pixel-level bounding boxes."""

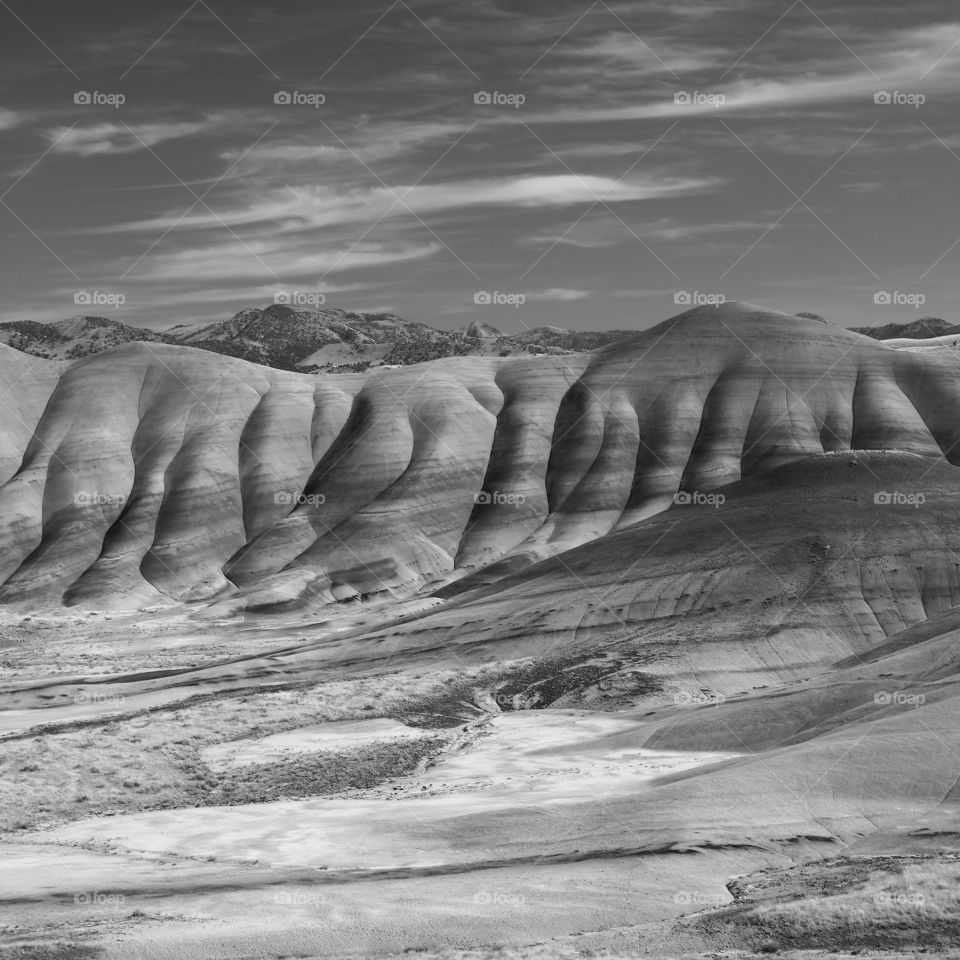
[
  {"left": 843, "top": 181, "right": 885, "bottom": 194},
  {"left": 527, "top": 216, "right": 771, "bottom": 249},
  {"left": 526, "top": 231, "right": 617, "bottom": 250},
  {"left": 125, "top": 238, "right": 443, "bottom": 284},
  {"left": 43, "top": 109, "right": 262, "bottom": 157},
  {"left": 521, "top": 22, "right": 960, "bottom": 125},
  {"left": 218, "top": 120, "right": 468, "bottom": 175},
  {"left": 47, "top": 120, "right": 211, "bottom": 156},
  {"left": 527, "top": 287, "right": 591, "bottom": 301},
  {"left": 642, "top": 218, "right": 781, "bottom": 242},
  {"left": 96, "top": 172, "right": 716, "bottom": 235},
  {"left": 561, "top": 31, "right": 725, "bottom": 76},
  {"left": 603, "top": 0, "right": 752, "bottom": 14},
  {"left": 8, "top": 3, "right": 956, "bottom": 334},
  {"left": 525, "top": 74, "right": 886, "bottom": 124}
]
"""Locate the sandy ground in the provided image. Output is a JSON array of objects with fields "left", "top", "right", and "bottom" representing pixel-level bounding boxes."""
[
  {"left": 34, "top": 710, "right": 741, "bottom": 871},
  {"left": 3, "top": 701, "right": 766, "bottom": 958},
  {"left": 0, "top": 594, "right": 439, "bottom": 687},
  {"left": 2, "top": 604, "right": 958, "bottom": 959},
  {"left": 3, "top": 847, "right": 769, "bottom": 959},
  {"left": 201, "top": 716, "right": 436, "bottom": 770},
  {"left": 1, "top": 650, "right": 764, "bottom": 958}
]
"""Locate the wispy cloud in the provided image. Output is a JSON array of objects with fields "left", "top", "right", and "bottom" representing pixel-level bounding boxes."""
[
  {"left": 527, "top": 216, "right": 771, "bottom": 249},
  {"left": 523, "top": 22, "right": 960, "bottom": 125},
  {"left": 562, "top": 31, "right": 724, "bottom": 75},
  {"left": 527, "top": 287, "right": 591, "bottom": 301},
  {"left": 218, "top": 120, "right": 470, "bottom": 175},
  {"left": 43, "top": 109, "right": 266, "bottom": 157},
  {"left": 2, "top": 2, "right": 959, "bottom": 331},
  {"left": 96, "top": 172, "right": 716, "bottom": 235},
  {"left": 125, "top": 238, "right": 443, "bottom": 283},
  {"left": 47, "top": 120, "right": 213, "bottom": 156}
]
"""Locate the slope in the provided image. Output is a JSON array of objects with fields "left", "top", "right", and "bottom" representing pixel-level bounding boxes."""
[{"left": 1, "top": 302, "right": 960, "bottom": 612}]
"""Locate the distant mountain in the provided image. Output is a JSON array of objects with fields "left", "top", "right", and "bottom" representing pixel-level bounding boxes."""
[
  {"left": 512, "top": 325, "right": 635, "bottom": 351},
  {"left": 167, "top": 305, "right": 443, "bottom": 371},
  {"left": 0, "top": 307, "right": 637, "bottom": 373},
  {"left": 851, "top": 317, "right": 960, "bottom": 340},
  {"left": 459, "top": 321, "right": 502, "bottom": 339},
  {"left": 0, "top": 316, "right": 168, "bottom": 360}
]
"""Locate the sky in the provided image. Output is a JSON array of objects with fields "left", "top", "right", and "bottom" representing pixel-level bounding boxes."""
[{"left": 0, "top": 0, "right": 959, "bottom": 333}]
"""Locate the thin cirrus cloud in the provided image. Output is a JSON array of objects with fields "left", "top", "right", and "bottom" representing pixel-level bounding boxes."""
[
  {"left": 525, "top": 71, "right": 939, "bottom": 125},
  {"left": 94, "top": 173, "right": 718, "bottom": 236},
  {"left": 3, "top": 2, "right": 958, "bottom": 330},
  {"left": 44, "top": 110, "right": 265, "bottom": 157},
  {"left": 124, "top": 239, "right": 445, "bottom": 283},
  {"left": 526, "top": 217, "right": 778, "bottom": 249},
  {"left": 555, "top": 32, "right": 728, "bottom": 77},
  {"left": 47, "top": 121, "right": 216, "bottom": 157},
  {"left": 88, "top": 282, "right": 370, "bottom": 310},
  {"left": 527, "top": 288, "right": 592, "bottom": 301},
  {"left": 217, "top": 121, "right": 473, "bottom": 175},
  {"left": 523, "top": 23, "right": 960, "bottom": 125}
]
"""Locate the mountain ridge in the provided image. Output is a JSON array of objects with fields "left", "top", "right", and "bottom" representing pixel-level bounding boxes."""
[
  {"left": 0, "top": 308, "right": 634, "bottom": 372},
  {"left": 850, "top": 316, "right": 960, "bottom": 340},
  {"left": 3, "top": 300, "right": 960, "bottom": 612}
]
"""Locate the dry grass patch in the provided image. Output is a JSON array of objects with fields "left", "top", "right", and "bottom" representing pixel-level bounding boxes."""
[
  {"left": 1, "top": 669, "right": 483, "bottom": 831},
  {"left": 687, "top": 854, "right": 960, "bottom": 953}
]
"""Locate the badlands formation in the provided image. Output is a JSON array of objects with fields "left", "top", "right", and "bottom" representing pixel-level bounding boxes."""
[
  {"left": 2, "top": 301, "right": 960, "bottom": 959},
  {"left": 3, "top": 300, "right": 960, "bottom": 611}
]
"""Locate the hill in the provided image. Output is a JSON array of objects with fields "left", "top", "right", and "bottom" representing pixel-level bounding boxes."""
[
  {"left": 851, "top": 316, "right": 960, "bottom": 340},
  {"left": 4, "top": 300, "right": 960, "bottom": 959},
  {"left": 0, "top": 315, "right": 168, "bottom": 360},
  {"left": 2, "top": 300, "right": 960, "bottom": 612},
  {"left": 0, "top": 307, "right": 635, "bottom": 373}
]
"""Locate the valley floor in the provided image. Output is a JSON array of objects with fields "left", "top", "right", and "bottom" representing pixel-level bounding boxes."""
[{"left": 1, "top": 603, "right": 959, "bottom": 959}]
